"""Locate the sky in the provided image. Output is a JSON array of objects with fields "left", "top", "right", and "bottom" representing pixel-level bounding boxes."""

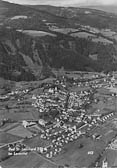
[{"left": 3, "top": 0, "right": 117, "bottom": 6}]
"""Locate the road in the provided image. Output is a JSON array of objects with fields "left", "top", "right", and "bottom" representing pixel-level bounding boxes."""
[{"left": 0, "top": 139, "right": 24, "bottom": 149}]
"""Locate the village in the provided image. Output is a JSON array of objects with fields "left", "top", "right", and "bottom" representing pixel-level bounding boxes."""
[{"left": 0, "top": 72, "right": 117, "bottom": 168}]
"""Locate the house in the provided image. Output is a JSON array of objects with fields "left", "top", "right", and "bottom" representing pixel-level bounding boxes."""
[
  {"left": 22, "top": 120, "right": 36, "bottom": 128},
  {"left": 102, "top": 158, "right": 108, "bottom": 168}
]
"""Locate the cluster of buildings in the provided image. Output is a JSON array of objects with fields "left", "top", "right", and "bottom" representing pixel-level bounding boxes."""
[
  {"left": 8, "top": 141, "right": 25, "bottom": 155},
  {"left": 0, "top": 88, "right": 29, "bottom": 102},
  {"left": 1, "top": 73, "right": 116, "bottom": 161},
  {"left": 39, "top": 125, "right": 83, "bottom": 158},
  {"left": 30, "top": 75, "right": 116, "bottom": 158}
]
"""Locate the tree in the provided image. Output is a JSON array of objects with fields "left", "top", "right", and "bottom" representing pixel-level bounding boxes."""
[{"left": 57, "top": 66, "right": 65, "bottom": 78}]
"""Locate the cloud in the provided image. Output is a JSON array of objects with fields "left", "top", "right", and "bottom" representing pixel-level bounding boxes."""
[{"left": 3, "top": 0, "right": 117, "bottom": 6}]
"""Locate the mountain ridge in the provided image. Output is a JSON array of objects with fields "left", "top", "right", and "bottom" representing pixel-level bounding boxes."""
[
  {"left": 80, "top": 5, "right": 117, "bottom": 14},
  {"left": 0, "top": 1, "right": 117, "bottom": 81}
]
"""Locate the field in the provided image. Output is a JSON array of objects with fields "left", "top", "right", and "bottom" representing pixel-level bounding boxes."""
[
  {"left": 105, "top": 149, "right": 117, "bottom": 167},
  {"left": 101, "top": 30, "right": 116, "bottom": 37},
  {"left": 11, "top": 15, "right": 28, "bottom": 20},
  {"left": 0, "top": 132, "right": 21, "bottom": 144},
  {"left": 113, "top": 34, "right": 117, "bottom": 41},
  {"left": 7, "top": 125, "right": 33, "bottom": 138},
  {"left": 0, "top": 111, "right": 36, "bottom": 121},
  {"left": 100, "top": 30, "right": 117, "bottom": 41},
  {"left": 0, "top": 146, "right": 9, "bottom": 162},
  {"left": 52, "top": 136, "right": 105, "bottom": 168},
  {"left": 0, "top": 152, "right": 58, "bottom": 168},
  {"left": 71, "top": 31, "right": 96, "bottom": 38},
  {"left": 87, "top": 87, "right": 116, "bottom": 115},
  {"left": 92, "top": 36, "right": 113, "bottom": 44},
  {"left": 22, "top": 30, "right": 57, "bottom": 37},
  {"left": 0, "top": 123, "right": 20, "bottom": 132},
  {"left": 50, "top": 28, "right": 78, "bottom": 34}
]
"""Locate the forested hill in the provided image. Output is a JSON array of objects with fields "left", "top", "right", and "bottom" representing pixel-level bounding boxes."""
[{"left": 0, "top": 1, "right": 117, "bottom": 81}]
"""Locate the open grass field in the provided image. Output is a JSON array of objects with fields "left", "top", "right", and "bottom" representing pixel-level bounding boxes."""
[
  {"left": 52, "top": 136, "right": 105, "bottom": 168},
  {"left": 0, "top": 152, "right": 57, "bottom": 168},
  {"left": 88, "top": 87, "right": 116, "bottom": 115},
  {"left": 0, "top": 111, "right": 36, "bottom": 121},
  {"left": 106, "top": 149, "right": 117, "bottom": 167},
  {"left": 71, "top": 31, "right": 96, "bottom": 38},
  {"left": 22, "top": 30, "right": 56, "bottom": 37},
  {"left": 92, "top": 36, "right": 113, "bottom": 44},
  {"left": 50, "top": 28, "right": 78, "bottom": 34},
  {"left": 0, "top": 146, "right": 9, "bottom": 162},
  {"left": 11, "top": 15, "right": 28, "bottom": 20},
  {"left": 1, "top": 123, "right": 20, "bottom": 132},
  {"left": 113, "top": 34, "right": 117, "bottom": 41},
  {"left": 101, "top": 30, "right": 116, "bottom": 37},
  {"left": 7, "top": 125, "right": 33, "bottom": 138},
  {"left": 0, "top": 132, "right": 22, "bottom": 144}
]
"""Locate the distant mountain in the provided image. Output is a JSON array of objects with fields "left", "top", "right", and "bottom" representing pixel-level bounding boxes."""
[
  {"left": 29, "top": 5, "right": 117, "bottom": 29},
  {"left": 0, "top": 1, "right": 117, "bottom": 81},
  {"left": 82, "top": 5, "right": 117, "bottom": 14}
]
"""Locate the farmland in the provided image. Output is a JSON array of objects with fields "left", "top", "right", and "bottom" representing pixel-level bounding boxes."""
[
  {"left": 50, "top": 28, "right": 78, "bottom": 34},
  {"left": 92, "top": 36, "right": 113, "bottom": 44},
  {"left": 21, "top": 30, "right": 57, "bottom": 37},
  {"left": 10, "top": 16, "right": 28, "bottom": 20},
  {"left": 70, "top": 31, "right": 96, "bottom": 38}
]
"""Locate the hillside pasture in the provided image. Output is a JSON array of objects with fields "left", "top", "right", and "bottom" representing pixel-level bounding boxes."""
[
  {"left": 113, "top": 34, "right": 117, "bottom": 41},
  {"left": 0, "top": 152, "right": 58, "bottom": 168},
  {"left": 7, "top": 125, "right": 33, "bottom": 138},
  {"left": 101, "top": 30, "right": 116, "bottom": 37},
  {"left": 92, "top": 36, "right": 113, "bottom": 44},
  {"left": 0, "top": 132, "right": 21, "bottom": 144},
  {"left": 22, "top": 30, "right": 57, "bottom": 37},
  {"left": 70, "top": 32, "right": 96, "bottom": 38},
  {"left": 51, "top": 28, "right": 78, "bottom": 34},
  {"left": 10, "top": 15, "right": 28, "bottom": 20}
]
